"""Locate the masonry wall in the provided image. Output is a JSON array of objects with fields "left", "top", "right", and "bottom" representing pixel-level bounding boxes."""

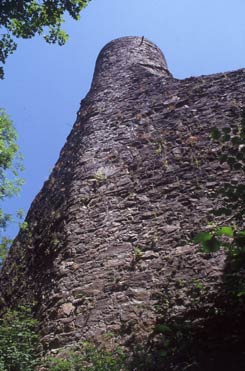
[{"left": 0, "top": 37, "right": 244, "bottom": 370}]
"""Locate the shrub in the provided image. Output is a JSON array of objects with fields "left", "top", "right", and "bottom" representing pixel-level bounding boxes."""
[
  {"left": 42, "top": 341, "right": 127, "bottom": 371},
  {"left": 0, "top": 306, "right": 39, "bottom": 371}
]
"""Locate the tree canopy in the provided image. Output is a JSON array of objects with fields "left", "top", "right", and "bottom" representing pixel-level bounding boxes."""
[{"left": 0, "top": 0, "right": 90, "bottom": 78}]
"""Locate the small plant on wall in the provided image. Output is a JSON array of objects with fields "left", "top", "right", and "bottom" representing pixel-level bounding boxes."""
[{"left": 194, "top": 110, "right": 245, "bottom": 266}]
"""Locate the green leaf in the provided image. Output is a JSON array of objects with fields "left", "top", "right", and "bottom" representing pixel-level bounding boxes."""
[
  {"left": 155, "top": 324, "right": 171, "bottom": 333},
  {"left": 201, "top": 237, "right": 221, "bottom": 253},
  {"left": 237, "top": 291, "right": 245, "bottom": 297},
  {"left": 216, "top": 226, "right": 234, "bottom": 237},
  {"left": 222, "top": 133, "right": 231, "bottom": 142},
  {"left": 211, "top": 127, "right": 221, "bottom": 140},
  {"left": 194, "top": 232, "right": 212, "bottom": 244}
]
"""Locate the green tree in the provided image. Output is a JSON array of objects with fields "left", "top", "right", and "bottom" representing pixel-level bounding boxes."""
[
  {"left": 0, "top": 0, "right": 91, "bottom": 78},
  {"left": 0, "top": 109, "right": 23, "bottom": 266}
]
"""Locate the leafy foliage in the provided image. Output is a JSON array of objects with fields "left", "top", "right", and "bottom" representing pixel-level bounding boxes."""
[
  {"left": 210, "top": 112, "right": 245, "bottom": 220},
  {"left": 0, "top": 109, "right": 24, "bottom": 267},
  {"left": 0, "top": 0, "right": 90, "bottom": 78},
  {"left": 42, "top": 342, "right": 127, "bottom": 371},
  {"left": 195, "top": 109, "right": 245, "bottom": 255},
  {"left": 0, "top": 306, "right": 39, "bottom": 371},
  {"left": 0, "top": 308, "right": 126, "bottom": 371},
  {"left": 0, "top": 109, "right": 23, "bottom": 201}
]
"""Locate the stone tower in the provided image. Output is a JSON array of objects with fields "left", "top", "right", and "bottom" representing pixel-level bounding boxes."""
[{"left": 0, "top": 37, "right": 244, "bottom": 370}]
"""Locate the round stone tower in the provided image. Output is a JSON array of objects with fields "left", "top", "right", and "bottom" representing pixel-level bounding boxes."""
[
  {"left": 91, "top": 36, "right": 170, "bottom": 92},
  {"left": 0, "top": 37, "right": 244, "bottom": 370}
]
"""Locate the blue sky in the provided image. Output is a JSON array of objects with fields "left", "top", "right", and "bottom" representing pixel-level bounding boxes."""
[{"left": 0, "top": 0, "right": 245, "bottom": 238}]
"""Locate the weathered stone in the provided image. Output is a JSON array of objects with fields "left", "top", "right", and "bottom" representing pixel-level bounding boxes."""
[
  {"left": 60, "top": 303, "right": 75, "bottom": 317},
  {"left": 0, "top": 36, "right": 244, "bottom": 370}
]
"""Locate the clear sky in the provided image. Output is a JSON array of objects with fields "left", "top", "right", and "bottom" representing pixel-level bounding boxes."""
[{"left": 0, "top": 0, "right": 245, "bottom": 238}]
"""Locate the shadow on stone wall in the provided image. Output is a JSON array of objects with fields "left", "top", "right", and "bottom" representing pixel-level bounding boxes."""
[{"left": 127, "top": 251, "right": 245, "bottom": 371}]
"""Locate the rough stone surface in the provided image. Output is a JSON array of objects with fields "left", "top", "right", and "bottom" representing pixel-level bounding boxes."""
[{"left": 0, "top": 37, "right": 244, "bottom": 370}]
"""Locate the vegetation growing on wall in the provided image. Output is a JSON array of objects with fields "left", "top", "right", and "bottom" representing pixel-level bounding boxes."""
[
  {"left": 195, "top": 109, "right": 245, "bottom": 261},
  {"left": 42, "top": 342, "right": 127, "bottom": 371},
  {"left": 0, "top": 306, "right": 127, "bottom": 371}
]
